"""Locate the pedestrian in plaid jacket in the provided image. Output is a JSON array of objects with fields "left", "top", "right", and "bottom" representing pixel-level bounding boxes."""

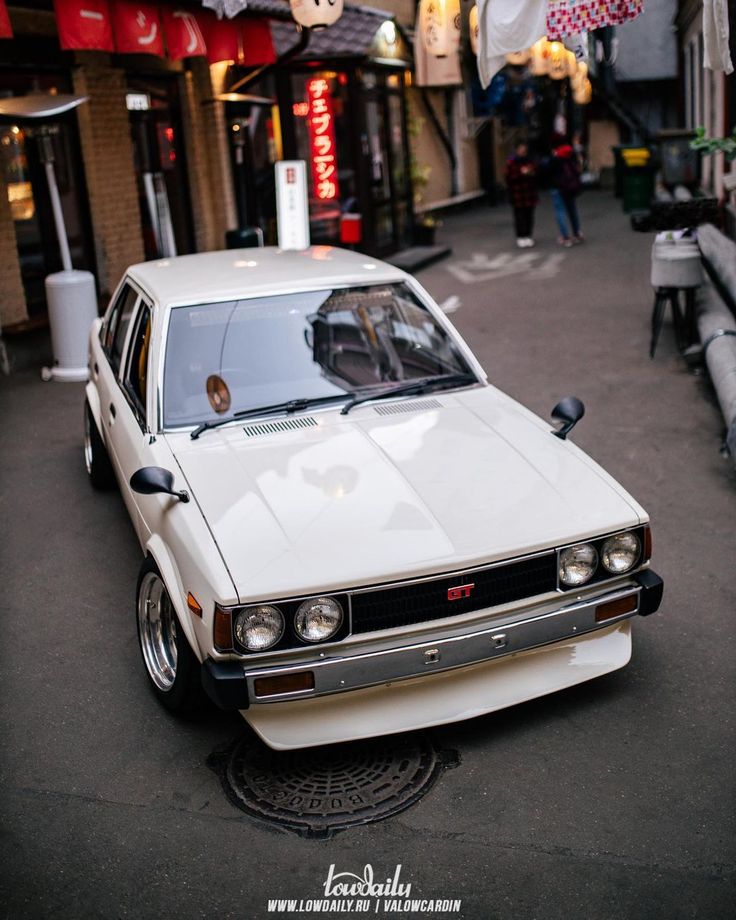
[{"left": 505, "top": 142, "right": 539, "bottom": 248}]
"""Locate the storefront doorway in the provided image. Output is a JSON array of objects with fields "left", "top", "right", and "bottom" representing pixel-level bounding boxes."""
[
  {"left": 0, "top": 73, "right": 94, "bottom": 320},
  {"left": 126, "top": 76, "right": 194, "bottom": 260}
]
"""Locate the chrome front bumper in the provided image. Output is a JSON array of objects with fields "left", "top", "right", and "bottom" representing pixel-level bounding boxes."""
[{"left": 201, "top": 570, "right": 663, "bottom": 710}]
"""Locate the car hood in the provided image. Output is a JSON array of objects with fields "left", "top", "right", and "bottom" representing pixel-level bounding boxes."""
[{"left": 167, "top": 387, "right": 644, "bottom": 603}]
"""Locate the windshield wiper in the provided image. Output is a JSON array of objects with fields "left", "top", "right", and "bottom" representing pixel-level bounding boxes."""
[
  {"left": 190, "top": 394, "right": 352, "bottom": 439},
  {"left": 340, "top": 372, "right": 478, "bottom": 415}
]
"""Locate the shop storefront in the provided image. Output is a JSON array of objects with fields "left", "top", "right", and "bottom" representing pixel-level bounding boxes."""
[{"left": 221, "top": 9, "right": 414, "bottom": 255}]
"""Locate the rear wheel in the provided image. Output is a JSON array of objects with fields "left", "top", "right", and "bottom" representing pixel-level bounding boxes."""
[
  {"left": 136, "top": 558, "right": 205, "bottom": 713},
  {"left": 84, "top": 400, "right": 116, "bottom": 490}
]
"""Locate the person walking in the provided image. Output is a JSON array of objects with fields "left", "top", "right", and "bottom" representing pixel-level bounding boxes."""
[
  {"left": 505, "top": 141, "right": 539, "bottom": 248},
  {"left": 550, "top": 141, "right": 583, "bottom": 246}
]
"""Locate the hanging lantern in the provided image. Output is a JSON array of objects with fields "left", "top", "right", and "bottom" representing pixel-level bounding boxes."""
[
  {"left": 530, "top": 37, "right": 549, "bottom": 76},
  {"left": 290, "top": 0, "right": 343, "bottom": 30},
  {"left": 571, "top": 60, "right": 588, "bottom": 90},
  {"left": 505, "top": 49, "right": 532, "bottom": 66},
  {"left": 419, "top": 0, "right": 460, "bottom": 58},
  {"left": 469, "top": 4, "right": 478, "bottom": 57},
  {"left": 573, "top": 77, "right": 592, "bottom": 105},
  {"left": 547, "top": 41, "right": 569, "bottom": 79}
]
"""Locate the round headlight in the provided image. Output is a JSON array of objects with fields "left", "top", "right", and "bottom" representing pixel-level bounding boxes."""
[
  {"left": 601, "top": 532, "right": 640, "bottom": 574},
  {"left": 234, "top": 605, "right": 284, "bottom": 651},
  {"left": 295, "top": 597, "right": 343, "bottom": 643},
  {"left": 559, "top": 543, "right": 598, "bottom": 587}
]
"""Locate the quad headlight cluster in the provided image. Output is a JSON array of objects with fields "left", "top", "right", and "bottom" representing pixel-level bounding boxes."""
[
  {"left": 231, "top": 596, "right": 345, "bottom": 652},
  {"left": 558, "top": 529, "right": 644, "bottom": 589}
]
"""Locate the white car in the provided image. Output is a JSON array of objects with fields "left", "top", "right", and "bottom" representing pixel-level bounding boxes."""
[{"left": 85, "top": 247, "right": 663, "bottom": 750}]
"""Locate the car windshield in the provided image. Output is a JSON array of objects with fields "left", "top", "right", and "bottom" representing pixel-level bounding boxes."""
[{"left": 162, "top": 283, "right": 474, "bottom": 428}]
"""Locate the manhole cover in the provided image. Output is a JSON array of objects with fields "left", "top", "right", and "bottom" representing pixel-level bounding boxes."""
[{"left": 209, "top": 733, "right": 458, "bottom": 838}]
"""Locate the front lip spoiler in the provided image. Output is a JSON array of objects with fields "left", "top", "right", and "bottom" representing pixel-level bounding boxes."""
[{"left": 201, "top": 569, "right": 664, "bottom": 711}]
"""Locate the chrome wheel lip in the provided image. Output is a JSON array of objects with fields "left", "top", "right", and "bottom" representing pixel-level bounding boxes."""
[
  {"left": 83, "top": 408, "right": 93, "bottom": 475},
  {"left": 138, "top": 572, "right": 178, "bottom": 691}
]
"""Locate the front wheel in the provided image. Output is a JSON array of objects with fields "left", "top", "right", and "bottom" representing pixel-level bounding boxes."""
[{"left": 136, "top": 559, "right": 205, "bottom": 712}]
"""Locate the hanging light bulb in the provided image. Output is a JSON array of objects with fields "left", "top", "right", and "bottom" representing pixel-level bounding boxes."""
[
  {"left": 290, "top": 0, "right": 344, "bottom": 30},
  {"left": 469, "top": 4, "right": 478, "bottom": 57},
  {"left": 419, "top": 0, "right": 460, "bottom": 58}
]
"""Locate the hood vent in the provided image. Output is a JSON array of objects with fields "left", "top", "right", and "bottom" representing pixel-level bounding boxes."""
[
  {"left": 243, "top": 417, "right": 318, "bottom": 438},
  {"left": 373, "top": 398, "right": 442, "bottom": 417}
]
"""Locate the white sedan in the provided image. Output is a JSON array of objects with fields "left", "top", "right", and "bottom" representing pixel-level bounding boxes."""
[{"left": 85, "top": 246, "right": 663, "bottom": 750}]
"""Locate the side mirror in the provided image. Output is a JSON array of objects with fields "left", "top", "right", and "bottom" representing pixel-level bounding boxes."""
[
  {"left": 551, "top": 396, "right": 585, "bottom": 440},
  {"left": 130, "top": 466, "right": 190, "bottom": 503}
]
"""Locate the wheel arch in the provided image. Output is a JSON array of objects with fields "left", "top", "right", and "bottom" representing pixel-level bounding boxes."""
[
  {"left": 142, "top": 536, "right": 204, "bottom": 663},
  {"left": 85, "top": 382, "right": 103, "bottom": 439}
]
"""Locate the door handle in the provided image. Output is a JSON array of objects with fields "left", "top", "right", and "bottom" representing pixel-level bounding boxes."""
[
  {"left": 93, "top": 362, "right": 98, "bottom": 375},
  {"left": 109, "top": 404, "right": 116, "bottom": 420}
]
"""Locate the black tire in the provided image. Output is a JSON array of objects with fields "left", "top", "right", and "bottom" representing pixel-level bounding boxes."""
[
  {"left": 84, "top": 400, "right": 116, "bottom": 490},
  {"left": 135, "top": 557, "right": 205, "bottom": 713}
]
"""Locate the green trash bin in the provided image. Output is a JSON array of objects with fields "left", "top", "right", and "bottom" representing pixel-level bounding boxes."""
[{"left": 621, "top": 148, "right": 654, "bottom": 213}]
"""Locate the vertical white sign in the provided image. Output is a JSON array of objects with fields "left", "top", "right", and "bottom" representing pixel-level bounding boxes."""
[{"left": 275, "top": 160, "right": 310, "bottom": 251}]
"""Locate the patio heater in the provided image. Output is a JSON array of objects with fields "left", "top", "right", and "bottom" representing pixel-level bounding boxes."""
[{"left": 0, "top": 93, "right": 97, "bottom": 382}]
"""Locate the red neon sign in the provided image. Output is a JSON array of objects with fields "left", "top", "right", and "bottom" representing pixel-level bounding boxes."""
[{"left": 306, "top": 77, "right": 340, "bottom": 201}]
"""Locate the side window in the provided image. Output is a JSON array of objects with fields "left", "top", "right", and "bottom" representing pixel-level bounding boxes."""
[
  {"left": 124, "top": 303, "right": 152, "bottom": 422},
  {"left": 103, "top": 284, "right": 138, "bottom": 374}
]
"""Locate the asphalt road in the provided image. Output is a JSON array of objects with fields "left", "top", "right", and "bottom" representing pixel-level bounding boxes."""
[{"left": 1, "top": 192, "right": 734, "bottom": 920}]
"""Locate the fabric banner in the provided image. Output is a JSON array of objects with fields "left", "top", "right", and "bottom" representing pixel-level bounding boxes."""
[
  {"left": 196, "top": 10, "right": 239, "bottom": 64},
  {"left": 240, "top": 17, "right": 275, "bottom": 67},
  {"left": 54, "top": 0, "right": 115, "bottom": 52},
  {"left": 111, "top": 1, "right": 165, "bottom": 56},
  {"left": 0, "top": 0, "right": 13, "bottom": 39},
  {"left": 161, "top": 8, "right": 206, "bottom": 60},
  {"left": 476, "top": 0, "right": 546, "bottom": 89},
  {"left": 546, "top": 1, "right": 644, "bottom": 40}
]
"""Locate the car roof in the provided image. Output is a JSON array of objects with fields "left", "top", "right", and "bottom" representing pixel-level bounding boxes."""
[{"left": 126, "top": 246, "right": 409, "bottom": 307}]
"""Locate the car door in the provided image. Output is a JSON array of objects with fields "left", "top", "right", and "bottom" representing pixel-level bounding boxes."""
[{"left": 95, "top": 281, "right": 139, "bottom": 466}]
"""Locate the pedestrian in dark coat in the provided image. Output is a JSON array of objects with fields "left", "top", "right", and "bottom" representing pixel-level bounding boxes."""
[
  {"left": 550, "top": 143, "right": 583, "bottom": 246},
  {"left": 504, "top": 142, "right": 539, "bottom": 248}
]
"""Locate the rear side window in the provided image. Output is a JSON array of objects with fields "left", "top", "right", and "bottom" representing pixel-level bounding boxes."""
[
  {"left": 103, "top": 284, "right": 138, "bottom": 374},
  {"left": 124, "top": 303, "right": 152, "bottom": 421}
]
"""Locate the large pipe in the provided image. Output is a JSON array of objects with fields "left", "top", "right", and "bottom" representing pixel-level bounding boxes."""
[{"left": 697, "top": 279, "right": 736, "bottom": 466}]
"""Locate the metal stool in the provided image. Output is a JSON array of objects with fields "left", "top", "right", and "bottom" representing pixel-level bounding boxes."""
[
  {"left": 649, "top": 286, "right": 698, "bottom": 358},
  {"left": 650, "top": 239, "right": 703, "bottom": 358}
]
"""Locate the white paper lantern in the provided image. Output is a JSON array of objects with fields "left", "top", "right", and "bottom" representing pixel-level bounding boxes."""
[
  {"left": 571, "top": 60, "right": 588, "bottom": 90},
  {"left": 290, "top": 0, "right": 343, "bottom": 30},
  {"left": 530, "top": 37, "right": 549, "bottom": 76},
  {"left": 547, "top": 41, "right": 569, "bottom": 79},
  {"left": 573, "top": 77, "right": 592, "bottom": 105},
  {"left": 469, "top": 4, "right": 479, "bottom": 57},
  {"left": 419, "top": 0, "right": 460, "bottom": 58},
  {"left": 505, "top": 49, "right": 532, "bottom": 66}
]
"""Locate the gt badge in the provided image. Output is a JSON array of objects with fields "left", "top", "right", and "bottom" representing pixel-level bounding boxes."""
[{"left": 447, "top": 583, "right": 474, "bottom": 601}]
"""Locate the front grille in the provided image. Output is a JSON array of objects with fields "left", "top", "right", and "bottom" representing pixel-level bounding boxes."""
[{"left": 350, "top": 552, "right": 558, "bottom": 634}]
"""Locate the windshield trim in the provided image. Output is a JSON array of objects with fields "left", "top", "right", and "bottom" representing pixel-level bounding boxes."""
[{"left": 155, "top": 278, "right": 486, "bottom": 435}]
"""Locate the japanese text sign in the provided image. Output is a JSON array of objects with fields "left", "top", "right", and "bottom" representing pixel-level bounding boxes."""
[{"left": 306, "top": 77, "right": 340, "bottom": 202}]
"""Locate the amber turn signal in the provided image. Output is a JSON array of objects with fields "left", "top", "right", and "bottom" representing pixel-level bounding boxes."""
[
  {"left": 595, "top": 595, "right": 637, "bottom": 623},
  {"left": 643, "top": 524, "right": 652, "bottom": 561},
  {"left": 254, "top": 671, "right": 315, "bottom": 698},
  {"left": 187, "top": 592, "right": 202, "bottom": 617},
  {"left": 214, "top": 606, "right": 233, "bottom": 651}
]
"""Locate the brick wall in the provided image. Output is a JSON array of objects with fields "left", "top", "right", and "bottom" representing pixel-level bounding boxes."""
[
  {"left": 179, "top": 59, "right": 237, "bottom": 253},
  {"left": 0, "top": 175, "right": 28, "bottom": 328},
  {"left": 72, "top": 53, "right": 144, "bottom": 295}
]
